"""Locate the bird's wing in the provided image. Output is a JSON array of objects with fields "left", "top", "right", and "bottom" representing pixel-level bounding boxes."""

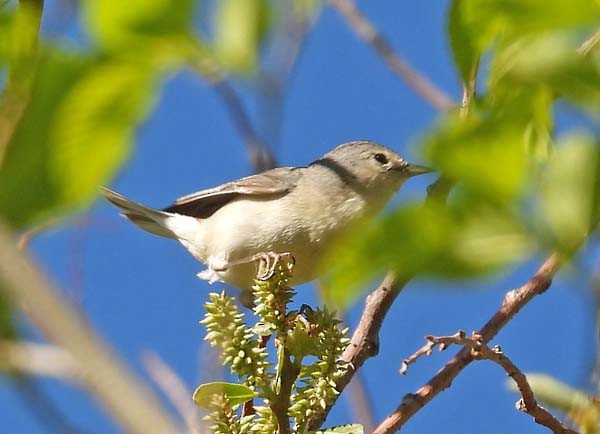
[{"left": 163, "top": 166, "right": 302, "bottom": 218}]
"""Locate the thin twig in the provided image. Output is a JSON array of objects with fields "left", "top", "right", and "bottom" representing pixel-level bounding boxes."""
[
  {"left": 372, "top": 254, "right": 561, "bottom": 433},
  {"left": 259, "top": 9, "right": 312, "bottom": 151},
  {"left": 577, "top": 28, "right": 600, "bottom": 57},
  {"left": 401, "top": 331, "right": 579, "bottom": 434},
  {"left": 17, "top": 218, "right": 63, "bottom": 251},
  {"left": 0, "top": 222, "right": 183, "bottom": 434},
  {"left": 213, "top": 80, "right": 276, "bottom": 172},
  {"left": 399, "top": 330, "right": 466, "bottom": 375},
  {"left": 142, "top": 352, "right": 201, "bottom": 434},
  {"left": 328, "top": 0, "right": 455, "bottom": 111}
]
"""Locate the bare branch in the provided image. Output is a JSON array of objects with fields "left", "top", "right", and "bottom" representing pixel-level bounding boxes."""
[
  {"left": 399, "top": 330, "right": 466, "bottom": 375},
  {"left": 328, "top": 0, "right": 455, "bottom": 111},
  {"left": 372, "top": 254, "right": 561, "bottom": 433},
  {"left": 0, "top": 222, "right": 183, "bottom": 434},
  {"left": 400, "top": 331, "right": 579, "bottom": 434},
  {"left": 142, "top": 352, "right": 201, "bottom": 434},
  {"left": 577, "top": 28, "right": 600, "bottom": 57},
  {"left": 17, "top": 218, "right": 64, "bottom": 251},
  {"left": 213, "top": 80, "right": 277, "bottom": 172}
]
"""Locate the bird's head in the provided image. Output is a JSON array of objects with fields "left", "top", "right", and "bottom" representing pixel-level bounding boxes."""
[{"left": 318, "top": 141, "right": 432, "bottom": 193}]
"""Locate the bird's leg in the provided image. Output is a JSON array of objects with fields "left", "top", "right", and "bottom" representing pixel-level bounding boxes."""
[
  {"left": 211, "top": 252, "right": 295, "bottom": 280},
  {"left": 252, "top": 252, "right": 295, "bottom": 280}
]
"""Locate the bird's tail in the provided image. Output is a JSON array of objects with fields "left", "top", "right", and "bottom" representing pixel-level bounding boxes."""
[{"left": 100, "top": 187, "right": 180, "bottom": 239}]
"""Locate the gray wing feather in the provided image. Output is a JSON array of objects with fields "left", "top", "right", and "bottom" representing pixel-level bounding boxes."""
[{"left": 163, "top": 166, "right": 302, "bottom": 218}]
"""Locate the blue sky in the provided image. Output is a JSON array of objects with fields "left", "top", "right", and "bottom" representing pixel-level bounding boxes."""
[{"left": 1, "top": 1, "right": 595, "bottom": 433}]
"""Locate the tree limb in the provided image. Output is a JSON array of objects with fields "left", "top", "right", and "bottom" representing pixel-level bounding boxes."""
[
  {"left": 399, "top": 331, "right": 579, "bottom": 434},
  {"left": 372, "top": 254, "right": 561, "bottom": 433}
]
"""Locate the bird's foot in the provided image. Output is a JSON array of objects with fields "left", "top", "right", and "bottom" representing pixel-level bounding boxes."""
[{"left": 252, "top": 252, "right": 295, "bottom": 280}]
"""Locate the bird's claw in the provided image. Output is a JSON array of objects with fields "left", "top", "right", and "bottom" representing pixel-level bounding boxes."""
[{"left": 252, "top": 252, "right": 295, "bottom": 280}]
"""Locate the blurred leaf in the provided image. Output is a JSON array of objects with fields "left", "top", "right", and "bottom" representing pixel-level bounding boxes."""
[
  {"left": 447, "top": 0, "right": 600, "bottom": 82},
  {"left": 509, "top": 374, "right": 600, "bottom": 433},
  {"left": 309, "top": 424, "right": 364, "bottom": 434},
  {"left": 447, "top": 0, "right": 494, "bottom": 82},
  {"left": 214, "top": 0, "right": 271, "bottom": 73},
  {"left": 192, "top": 382, "right": 255, "bottom": 408},
  {"left": 84, "top": 0, "right": 193, "bottom": 50},
  {"left": 0, "top": 289, "right": 15, "bottom": 340},
  {"left": 323, "top": 202, "right": 534, "bottom": 309},
  {"left": 0, "top": 52, "right": 157, "bottom": 228},
  {"left": 423, "top": 111, "right": 529, "bottom": 203},
  {"left": 491, "top": 34, "right": 600, "bottom": 114},
  {"left": 537, "top": 134, "right": 600, "bottom": 250}
]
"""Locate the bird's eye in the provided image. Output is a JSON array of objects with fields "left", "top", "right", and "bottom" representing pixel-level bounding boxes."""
[{"left": 373, "top": 153, "right": 389, "bottom": 164}]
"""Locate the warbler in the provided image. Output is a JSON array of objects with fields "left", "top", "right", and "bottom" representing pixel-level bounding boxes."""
[{"left": 101, "top": 141, "right": 430, "bottom": 298}]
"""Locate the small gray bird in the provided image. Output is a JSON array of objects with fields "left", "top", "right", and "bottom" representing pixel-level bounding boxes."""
[{"left": 101, "top": 141, "right": 430, "bottom": 297}]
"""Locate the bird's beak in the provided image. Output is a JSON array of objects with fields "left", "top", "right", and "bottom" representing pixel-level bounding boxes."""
[
  {"left": 394, "top": 162, "right": 433, "bottom": 177},
  {"left": 406, "top": 164, "right": 433, "bottom": 177}
]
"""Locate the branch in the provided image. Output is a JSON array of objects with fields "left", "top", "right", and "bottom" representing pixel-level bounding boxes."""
[
  {"left": 0, "top": 222, "right": 183, "bottom": 434},
  {"left": 577, "top": 28, "right": 600, "bottom": 57},
  {"left": 328, "top": 0, "right": 455, "bottom": 111},
  {"left": 306, "top": 273, "right": 408, "bottom": 430},
  {"left": 213, "top": 80, "right": 277, "bottom": 172},
  {"left": 372, "top": 254, "right": 561, "bottom": 433},
  {"left": 401, "top": 331, "right": 579, "bottom": 434},
  {"left": 142, "top": 352, "right": 201, "bottom": 434},
  {"left": 189, "top": 50, "right": 276, "bottom": 172}
]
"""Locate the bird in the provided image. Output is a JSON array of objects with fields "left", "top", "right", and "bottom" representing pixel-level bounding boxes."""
[{"left": 101, "top": 140, "right": 431, "bottom": 301}]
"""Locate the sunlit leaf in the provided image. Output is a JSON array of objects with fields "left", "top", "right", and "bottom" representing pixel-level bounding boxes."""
[
  {"left": 447, "top": 0, "right": 494, "bottom": 82},
  {"left": 322, "top": 201, "right": 533, "bottom": 309},
  {"left": 508, "top": 374, "right": 600, "bottom": 433},
  {"left": 447, "top": 0, "right": 600, "bottom": 82},
  {"left": 84, "top": 0, "right": 193, "bottom": 50},
  {"left": 0, "top": 289, "right": 15, "bottom": 340},
  {"left": 537, "top": 134, "right": 600, "bottom": 250},
  {"left": 423, "top": 111, "right": 529, "bottom": 203},
  {"left": 192, "top": 382, "right": 255, "bottom": 408},
  {"left": 491, "top": 34, "right": 600, "bottom": 114},
  {"left": 0, "top": 52, "right": 157, "bottom": 228}
]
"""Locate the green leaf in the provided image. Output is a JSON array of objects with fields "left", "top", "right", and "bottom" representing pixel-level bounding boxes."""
[
  {"left": 0, "top": 52, "right": 157, "bottom": 228},
  {"left": 447, "top": 0, "right": 493, "bottom": 82},
  {"left": 491, "top": 34, "right": 600, "bottom": 115},
  {"left": 192, "top": 382, "right": 255, "bottom": 409},
  {"left": 322, "top": 202, "right": 533, "bottom": 309},
  {"left": 309, "top": 424, "right": 364, "bottom": 434},
  {"left": 447, "top": 0, "right": 600, "bottom": 82},
  {"left": 537, "top": 134, "right": 600, "bottom": 250},
  {"left": 508, "top": 374, "right": 600, "bottom": 433},
  {"left": 423, "top": 111, "right": 529, "bottom": 204},
  {"left": 83, "top": 0, "right": 193, "bottom": 50},
  {"left": 214, "top": 0, "right": 270, "bottom": 73}
]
